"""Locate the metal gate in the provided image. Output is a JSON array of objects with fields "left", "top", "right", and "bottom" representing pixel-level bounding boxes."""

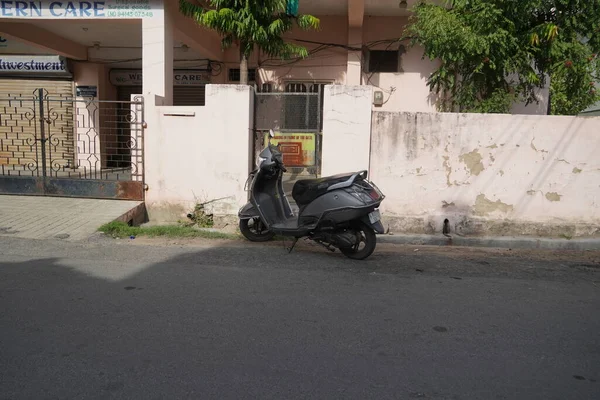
[
  {"left": 254, "top": 87, "right": 324, "bottom": 176},
  {"left": 0, "top": 89, "right": 144, "bottom": 200}
]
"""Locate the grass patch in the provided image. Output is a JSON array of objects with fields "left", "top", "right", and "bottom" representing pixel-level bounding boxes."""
[{"left": 99, "top": 221, "right": 239, "bottom": 240}]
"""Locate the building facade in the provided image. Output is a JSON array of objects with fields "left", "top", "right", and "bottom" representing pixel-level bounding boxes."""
[
  {"left": 2, "top": 1, "right": 598, "bottom": 236},
  {"left": 0, "top": 0, "right": 548, "bottom": 115}
]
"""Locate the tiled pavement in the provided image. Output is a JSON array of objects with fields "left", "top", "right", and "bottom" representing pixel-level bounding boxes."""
[
  {"left": 0, "top": 173, "right": 308, "bottom": 242},
  {"left": 0, "top": 195, "right": 142, "bottom": 241}
]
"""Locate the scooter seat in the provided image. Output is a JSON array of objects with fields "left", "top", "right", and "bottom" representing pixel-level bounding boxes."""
[{"left": 292, "top": 172, "right": 356, "bottom": 206}]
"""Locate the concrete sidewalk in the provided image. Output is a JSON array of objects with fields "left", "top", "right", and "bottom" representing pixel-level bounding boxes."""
[{"left": 0, "top": 195, "right": 142, "bottom": 241}]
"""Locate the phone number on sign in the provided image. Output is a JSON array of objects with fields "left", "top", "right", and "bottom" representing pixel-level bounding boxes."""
[{"left": 107, "top": 10, "right": 154, "bottom": 17}]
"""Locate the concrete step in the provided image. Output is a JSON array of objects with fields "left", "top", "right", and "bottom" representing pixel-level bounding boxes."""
[{"left": 0, "top": 195, "right": 145, "bottom": 241}]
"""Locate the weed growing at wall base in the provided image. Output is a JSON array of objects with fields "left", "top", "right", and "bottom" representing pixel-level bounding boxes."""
[
  {"left": 185, "top": 202, "right": 214, "bottom": 228},
  {"left": 99, "top": 221, "right": 238, "bottom": 240}
]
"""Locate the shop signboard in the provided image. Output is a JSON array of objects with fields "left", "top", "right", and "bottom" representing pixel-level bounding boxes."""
[
  {"left": 76, "top": 85, "right": 97, "bottom": 97},
  {"left": 0, "top": 0, "right": 156, "bottom": 19},
  {"left": 0, "top": 55, "right": 71, "bottom": 77},
  {"left": 263, "top": 132, "right": 316, "bottom": 167},
  {"left": 109, "top": 69, "right": 210, "bottom": 86}
]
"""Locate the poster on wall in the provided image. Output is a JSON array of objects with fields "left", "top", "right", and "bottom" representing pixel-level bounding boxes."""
[
  {"left": 0, "top": 0, "right": 156, "bottom": 19},
  {"left": 263, "top": 132, "right": 316, "bottom": 167}
]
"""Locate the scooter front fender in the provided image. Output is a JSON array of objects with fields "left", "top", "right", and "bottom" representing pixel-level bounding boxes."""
[{"left": 238, "top": 202, "right": 260, "bottom": 219}]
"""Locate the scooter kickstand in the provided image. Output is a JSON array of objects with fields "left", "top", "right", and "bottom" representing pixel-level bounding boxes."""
[{"left": 286, "top": 237, "right": 299, "bottom": 254}]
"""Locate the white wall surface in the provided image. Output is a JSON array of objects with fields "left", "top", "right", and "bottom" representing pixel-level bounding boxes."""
[
  {"left": 369, "top": 111, "right": 600, "bottom": 236},
  {"left": 367, "top": 44, "right": 439, "bottom": 113},
  {"left": 321, "top": 85, "right": 373, "bottom": 176},
  {"left": 143, "top": 84, "right": 253, "bottom": 221}
]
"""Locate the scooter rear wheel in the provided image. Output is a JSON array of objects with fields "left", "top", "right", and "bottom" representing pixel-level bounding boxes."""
[
  {"left": 239, "top": 218, "right": 275, "bottom": 242},
  {"left": 339, "top": 221, "right": 377, "bottom": 260}
]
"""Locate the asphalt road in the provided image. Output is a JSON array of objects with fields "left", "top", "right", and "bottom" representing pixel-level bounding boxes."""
[{"left": 1, "top": 236, "right": 599, "bottom": 400}]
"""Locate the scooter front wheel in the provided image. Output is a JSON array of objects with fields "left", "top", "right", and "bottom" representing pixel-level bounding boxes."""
[
  {"left": 239, "top": 218, "right": 275, "bottom": 242},
  {"left": 339, "top": 221, "right": 377, "bottom": 260}
]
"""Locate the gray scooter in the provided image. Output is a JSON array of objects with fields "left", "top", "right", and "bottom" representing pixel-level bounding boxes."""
[{"left": 238, "top": 130, "right": 385, "bottom": 260}]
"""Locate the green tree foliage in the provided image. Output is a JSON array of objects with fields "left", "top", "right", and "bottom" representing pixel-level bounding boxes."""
[
  {"left": 179, "top": 0, "right": 320, "bottom": 85},
  {"left": 406, "top": 0, "right": 600, "bottom": 114}
]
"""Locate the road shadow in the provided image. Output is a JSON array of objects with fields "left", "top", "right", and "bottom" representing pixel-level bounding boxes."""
[{"left": 1, "top": 239, "right": 599, "bottom": 399}]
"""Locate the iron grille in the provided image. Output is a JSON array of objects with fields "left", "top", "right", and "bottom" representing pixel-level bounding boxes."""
[{"left": 255, "top": 91, "right": 322, "bottom": 132}]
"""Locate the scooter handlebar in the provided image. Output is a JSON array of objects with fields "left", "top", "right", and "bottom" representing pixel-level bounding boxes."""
[
  {"left": 269, "top": 144, "right": 287, "bottom": 172},
  {"left": 274, "top": 159, "right": 287, "bottom": 172},
  {"left": 278, "top": 161, "right": 287, "bottom": 173}
]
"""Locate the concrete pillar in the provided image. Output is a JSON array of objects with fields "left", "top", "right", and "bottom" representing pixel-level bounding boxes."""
[
  {"left": 346, "top": 0, "right": 364, "bottom": 85},
  {"left": 347, "top": 27, "right": 363, "bottom": 85},
  {"left": 142, "top": 2, "right": 173, "bottom": 105},
  {"left": 321, "top": 85, "right": 373, "bottom": 176}
]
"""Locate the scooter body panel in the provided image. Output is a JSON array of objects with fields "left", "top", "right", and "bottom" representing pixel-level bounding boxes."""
[
  {"left": 238, "top": 202, "right": 260, "bottom": 219},
  {"left": 297, "top": 189, "right": 378, "bottom": 229}
]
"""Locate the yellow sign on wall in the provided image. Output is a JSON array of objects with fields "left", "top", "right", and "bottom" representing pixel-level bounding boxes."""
[{"left": 263, "top": 132, "right": 316, "bottom": 167}]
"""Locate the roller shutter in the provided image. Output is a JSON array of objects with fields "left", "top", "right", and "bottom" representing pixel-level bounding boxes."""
[
  {"left": 174, "top": 85, "right": 206, "bottom": 106},
  {"left": 117, "top": 85, "right": 142, "bottom": 102},
  {"left": 0, "top": 79, "right": 75, "bottom": 170},
  {"left": 0, "top": 79, "right": 74, "bottom": 98}
]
